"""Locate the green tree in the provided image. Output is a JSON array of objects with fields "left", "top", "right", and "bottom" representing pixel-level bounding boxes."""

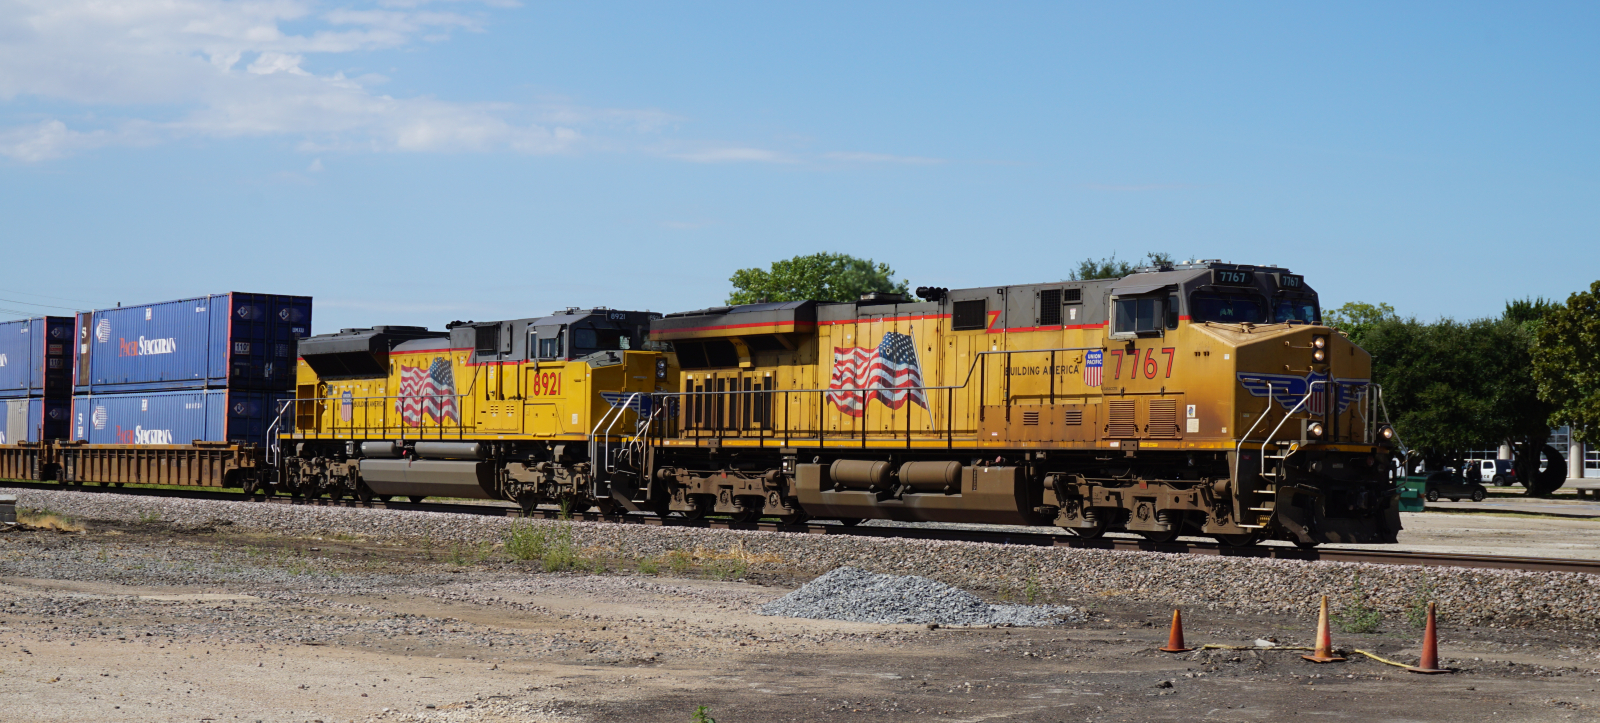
[
  {"left": 1361, "top": 306, "right": 1562, "bottom": 492},
  {"left": 726, "top": 253, "right": 910, "bottom": 304},
  {"left": 1070, "top": 252, "right": 1173, "bottom": 280},
  {"left": 1324, "top": 301, "right": 1397, "bottom": 347},
  {"left": 1534, "top": 281, "right": 1600, "bottom": 445}
]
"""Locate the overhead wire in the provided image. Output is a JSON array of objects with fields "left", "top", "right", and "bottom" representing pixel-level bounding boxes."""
[
  {"left": 0, "top": 296, "right": 81, "bottom": 311},
  {"left": 0, "top": 287, "right": 105, "bottom": 306}
]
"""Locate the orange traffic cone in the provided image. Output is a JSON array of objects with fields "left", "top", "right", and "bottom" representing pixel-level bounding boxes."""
[
  {"left": 1407, "top": 602, "right": 1453, "bottom": 674},
  {"left": 1158, "top": 608, "right": 1194, "bottom": 653},
  {"left": 1301, "top": 595, "right": 1346, "bottom": 663}
]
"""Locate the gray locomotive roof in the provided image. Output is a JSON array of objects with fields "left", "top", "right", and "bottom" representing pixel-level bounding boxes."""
[
  {"left": 391, "top": 337, "right": 455, "bottom": 352},
  {"left": 663, "top": 300, "right": 810, "bottom": 319}
]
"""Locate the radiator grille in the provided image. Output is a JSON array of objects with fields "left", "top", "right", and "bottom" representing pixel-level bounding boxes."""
[
  {"left": 1107, "top": 400, "right": 1138, "bottom": 438},
  {"left": 952, "top": 299, "right": 988, "bottom": 330},
  {"left": 1148, "top": 399, "right": 1179, "bottom": 438},
  {"left": 1022, "top": 411, "right": 1040, "bottom": 426},
  {"left": 1063, "top": 408, "right": 1083, "bottom": 426},
  {"left": 1038, "top": 289, "right": 1062, "bottom": 326}
]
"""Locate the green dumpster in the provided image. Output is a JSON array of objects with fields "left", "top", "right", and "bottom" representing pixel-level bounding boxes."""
[{"left": 1398, "top": 476, "right": 1426, "bottom": 513}]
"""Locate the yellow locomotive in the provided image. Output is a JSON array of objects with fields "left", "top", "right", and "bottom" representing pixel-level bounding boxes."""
[
  {"left": 645, "top": 261, "right": 1397, "bottom": 546},
  {"left": 278, "top": 262, "right": 1400, "bottom": 547},
  {"left": 278, "top": 308, "right": 669, "bottom": 512}
]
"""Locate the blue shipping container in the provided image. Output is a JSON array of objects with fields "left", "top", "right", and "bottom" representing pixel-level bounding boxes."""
[
  {"left": 0, "top": 317, "right": 75, "bottom": 399},
  {"left": 72, "top": 389, "right": 290, "bottom": 447},
  {"left": 2, "top": 397, "right": 71, "bottom": 444},
  {"left": 74, "top": 293, "right": 312, "bottom": 394}
]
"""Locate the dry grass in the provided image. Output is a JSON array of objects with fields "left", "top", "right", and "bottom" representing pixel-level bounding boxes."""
[{"left": 18, "top": 508, "right": 84, "bottom": 532}]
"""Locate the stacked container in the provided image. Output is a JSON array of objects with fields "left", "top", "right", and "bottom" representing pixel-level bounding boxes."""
[
  {"left": 0, "top": 317, "right": 75, "bottom": 443},
  {"left": 71, "top": 293, "right": 312, "bottom": 447}
]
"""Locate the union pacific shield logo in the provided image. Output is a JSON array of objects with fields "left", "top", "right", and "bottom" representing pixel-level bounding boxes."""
[{"left": 1082, "top": 350, "right": 1103, "bottom": 388}]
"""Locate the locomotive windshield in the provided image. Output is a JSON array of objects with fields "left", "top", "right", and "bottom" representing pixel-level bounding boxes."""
[
  {"left": 573, "top": 326, "right": 631, "bottom": 354},
  {"left": 1189, "top": 291, "right": 1268, "bottom": 324},
  {"left": 1272, "top": 296, "right": 1321, "bottom": 324}
]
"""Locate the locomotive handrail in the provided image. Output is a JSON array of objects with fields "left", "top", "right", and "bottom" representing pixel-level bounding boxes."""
[
  {"left": 654, "top": 345, "right": 1106, "bottom": 446},
  {"left": 270, "top": 393, "right": 471, "bottom": 444},
  {"left": 1232, "top": 380, "right": 1273, "bottom": 491},
  {"left": 655, "top": 346, "right": 1105, "bottom": 399},
  {"left": 590, "top": 391, "right": 644, "bottom": 475},
  {"left": 1258, "top": 379, "right": 1327, "bottom": 478}
]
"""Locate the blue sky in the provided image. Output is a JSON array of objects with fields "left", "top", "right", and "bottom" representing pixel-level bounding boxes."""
[{"left": 1, "top": 1, "right": 1595, "bottom": 332}]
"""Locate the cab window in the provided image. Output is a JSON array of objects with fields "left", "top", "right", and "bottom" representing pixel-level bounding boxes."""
[
  {"left": 1273, "top": 297, "right": 1321, "bottom": 324},
  {"left": 536, "top": 328, "right": 564, "bottom": 360},
  {"left": 1113, "top": 297, "right": 1167, "bottom": 336},
  {"left": 1189, "top": 292, "right": 1267, "bottom": 324},
  {"left": 572, "top": 326, "right": 629, "bottom": 355}
]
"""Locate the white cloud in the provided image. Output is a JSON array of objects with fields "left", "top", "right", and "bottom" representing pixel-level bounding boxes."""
[
  {"left": 823, "top": 151, "right": 943, "bottom": 165},
  {"left": 0, "top": 1, "right": 924, "bottom": 167},
  {"left": 0, "top": 0, "right": 633, "bottom": 160},
  {"left": 667, "top": 147, "right": 795, "bottom": 164}
]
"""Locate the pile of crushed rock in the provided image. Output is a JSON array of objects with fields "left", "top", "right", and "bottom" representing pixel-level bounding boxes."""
[{"left": 757, "top": 566, "right": 1082, "bottom": 627}]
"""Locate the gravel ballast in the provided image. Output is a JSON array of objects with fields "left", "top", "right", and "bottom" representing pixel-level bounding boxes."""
[
  {"left": 6, "top": 486, "right": 1598, "bottom": 630},
  {"left": 757, "top": 566, "right": 1081, "bottom": 626}
]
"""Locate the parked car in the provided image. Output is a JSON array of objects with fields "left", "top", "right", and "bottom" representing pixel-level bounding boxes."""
[
  {"left": 1465, "top": 459, "right": 1517, "bottom": 486},
  {"left": 1423, "top": 471, "right": 1488, "bottom": 502}
]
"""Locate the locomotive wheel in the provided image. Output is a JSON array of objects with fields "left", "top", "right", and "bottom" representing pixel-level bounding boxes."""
[
  {"left": 1137, "top": 528, "right": 1182, "bottom": 544},
  {"left": 327, "top": 487, "right": 345, "bottom": 502},
  {"left": 681, "top": 495, "right": 714, "bottom": 521},
  {"left": 355, "top": 484, "right": 373, "bottom": 504},
  {"left": 1065, "top": 524, "right": 1106, "bottom": 540},
  {"left": 730, "top": 507, "right": 763, "bottom": 524},
  {"left": 1212, "top": 533, "right": 1264, "bottom": 547},
  {"left": 1293, "top": 539, "right": 1320, "bottom": 550},
  {"left": 778, "top": 510, "right": 811, "bottom": 526}
]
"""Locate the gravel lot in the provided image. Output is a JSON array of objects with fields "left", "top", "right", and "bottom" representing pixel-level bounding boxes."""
[
  {"left": 4, "top": 486, "right": 1597, "bottom": 630},
  {"left": 3, "top": 489, "right": 1600, "bottom": 722}
]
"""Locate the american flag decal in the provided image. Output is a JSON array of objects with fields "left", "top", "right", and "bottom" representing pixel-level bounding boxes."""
[
  {"left": 396, "top": 357, "right": 459, "bottom": 427},
  {"left": 828, "top": 331, "right": 928, "bottom": 417},
  {"left": 1083, "top": 350, "right": 1103, "bottom": 388}
]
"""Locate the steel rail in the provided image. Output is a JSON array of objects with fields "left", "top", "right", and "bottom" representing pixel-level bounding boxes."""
[{"left": 5, "top": 480, "right": 1599, "bottom": 576}]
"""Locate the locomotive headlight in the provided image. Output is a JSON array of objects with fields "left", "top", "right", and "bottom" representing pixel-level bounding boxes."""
[
  {"left": 656, "top": 358, "right": 668, "bottom": 379},
  {"left": 1312, "top": 336, "right": 1327, "bottom": 349},
  {"left": 1313, "top": 348, "right": 1326, "bottom": 362},
  {"left": 1379, "top": 424, "right": 1395, "bottom": 441},
  {"left": 1307, "top": 422, "right": 1325, "bottom": 438}
]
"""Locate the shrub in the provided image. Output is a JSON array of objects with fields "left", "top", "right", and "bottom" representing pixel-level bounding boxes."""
[{"left": 1332, "top": 572, "right": 1383, "bottom": 634}]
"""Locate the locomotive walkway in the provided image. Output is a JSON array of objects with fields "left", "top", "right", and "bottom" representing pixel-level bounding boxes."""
[{"left": 7, "top": 479, "right": 1600, "bottom": 576}]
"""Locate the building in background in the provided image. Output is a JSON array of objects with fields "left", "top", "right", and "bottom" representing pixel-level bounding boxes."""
[{"left": 1468, "top": 426, "right": 1596, "bottom": 481}]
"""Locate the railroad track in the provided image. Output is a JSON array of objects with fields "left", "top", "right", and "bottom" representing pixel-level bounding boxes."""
[{"left": 7, "top": 480, "right": 1599, "bottom": 576}]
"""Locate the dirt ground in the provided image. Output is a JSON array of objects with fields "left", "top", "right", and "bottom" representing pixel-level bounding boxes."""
[{"left": 2, "top": 521, "right": 1598, "bottom": 723}]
